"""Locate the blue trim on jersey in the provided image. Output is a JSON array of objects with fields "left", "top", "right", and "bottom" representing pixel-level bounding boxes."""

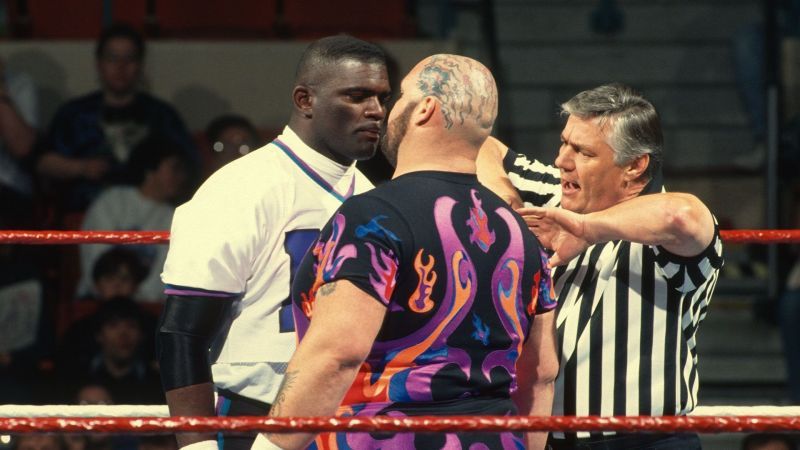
[
  {"left": 272, "top": 138, "right": 354, "bottom": 203},
  {"left": 216, "top": 396, "right": 231, "bottom": 449}
]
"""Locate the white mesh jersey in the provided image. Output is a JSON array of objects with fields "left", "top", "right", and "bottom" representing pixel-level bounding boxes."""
[{"left": 161, "top": 126, "right": 373, "bottom": 404}]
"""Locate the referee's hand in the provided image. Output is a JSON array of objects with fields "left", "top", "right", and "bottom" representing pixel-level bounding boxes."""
[{"left": 516, "top": 206, "right": 589, "bottom": 267}]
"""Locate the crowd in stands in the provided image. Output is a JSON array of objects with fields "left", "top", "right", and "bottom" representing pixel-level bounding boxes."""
[
  {"left": 0, "top": 11, "right": 798, "bottom": 450},
  {"left": 0, "top": 23, "right": 281, "bottom": 420}
]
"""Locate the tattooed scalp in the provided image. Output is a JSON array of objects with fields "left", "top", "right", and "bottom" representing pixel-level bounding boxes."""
[{"left": 415, "top": 54, "right": 497, "bottom": 132}]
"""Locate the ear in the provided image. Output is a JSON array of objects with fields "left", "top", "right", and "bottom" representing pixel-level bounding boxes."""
[
  {"left": 624, "top": 154, "right": 649, "bottom": 181},
  {"left": 413, "top": 96, "right": 437, "bottom": 126},
  {"left": 293, "top": 85, "right": 313, "bottom": 118}
]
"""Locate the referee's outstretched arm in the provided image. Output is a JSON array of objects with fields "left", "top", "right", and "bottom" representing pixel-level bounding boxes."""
[{"left": 519, "top": 192, "right": 716, "bottom": 267}]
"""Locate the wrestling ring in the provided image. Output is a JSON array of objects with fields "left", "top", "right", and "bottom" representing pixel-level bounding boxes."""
[{"left": 1, "top": 229, "right": 799, "bottom": 438}]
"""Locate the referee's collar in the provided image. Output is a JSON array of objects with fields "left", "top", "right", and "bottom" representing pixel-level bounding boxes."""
[
  {"left": 276, "top": 125, "right": 356, "bottom": 179},
  {"left": 640, "top": 164, "right": 664, "bottom": 195}
]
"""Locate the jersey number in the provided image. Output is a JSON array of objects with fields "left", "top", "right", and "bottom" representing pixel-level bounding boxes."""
[{"left": 279, "top": 229, "right": 320, "bottom": 332}]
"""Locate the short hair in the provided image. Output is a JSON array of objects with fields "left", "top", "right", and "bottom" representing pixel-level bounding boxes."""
[
  {"left": 205, "top": 114, "right": 260, "bottom": 145},
  {"left": 138, "top": 435, "right": 179, "bottom": 450},
  {"left": 94, "top": 297, "right": 146, "bottom": 330},
  {"left": 295, "top": 34, "right": 387, "bottom": 85},
  {"left": 742, "top": 433, "right": 798, "bottom": 450},
  {"left": 10, "top": 435, "right": 68, "bottom": 450},
  {"left": 126, "top": 135, "right": 186, "bottom": 185},
  {"left": 560, "top": 83, "right": 663, "bottom": 182},
  {"left": 92, "top": 247, "right": 148, "bottom": 284},
  {"left": 95, "top": 23, "right": 145, "bottom": 60}
]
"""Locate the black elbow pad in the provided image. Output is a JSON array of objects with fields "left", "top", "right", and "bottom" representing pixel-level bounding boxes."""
[{"left": 156, "top": 295, "right": 232, "bottom": 391}]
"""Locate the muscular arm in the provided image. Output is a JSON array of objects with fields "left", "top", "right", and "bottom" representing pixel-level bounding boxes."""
[
  {"left": 477, "top": 136, "right": 523, "bottom": 208},
  {"left": 165, "top": 383, "right": 217, "bottom": 447},
  {"left": 156, "top": 295, "right": 231, "bottom": 448},
  {"left": 520, "top": 192, "right": 716, "bottom": 267},
  {"left": 262, "top": 280, "right": 386, "bottom": 450},
  {"left": 512, "top": 312, "right": 558, "bottom": 450}
]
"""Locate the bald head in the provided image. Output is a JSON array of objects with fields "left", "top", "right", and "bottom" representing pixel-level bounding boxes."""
[
  {"left": 381, "top": 54, "right": 498, "bottom": 170},
  {"left": 408, "top": 54, "right": 497, "bottom": 144}
]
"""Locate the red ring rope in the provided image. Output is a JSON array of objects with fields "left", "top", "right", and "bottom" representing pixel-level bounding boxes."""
[
  {"left": 720, "top": 229, "right": 800, "bottom": 244},
  {"left": 0, "top": 231, "right": 169, "bottom": 245},
  {"left": 0, "top": 230, "right": 797, "bottom": 245},
  {"left": 1, "top": 416, "right": 800, "bottom": 434}
]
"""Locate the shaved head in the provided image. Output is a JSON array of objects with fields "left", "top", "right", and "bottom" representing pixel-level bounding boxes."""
[
  {"left": 381, "top": 54, "right": 498, "bottom": 166},
  {"left": 410, "top": 54, "right": 498, "bottom": 142}
]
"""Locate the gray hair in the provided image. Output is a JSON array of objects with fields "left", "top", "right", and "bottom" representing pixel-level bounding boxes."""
[{"left": 560, "top": 83, "right": 663, "bottom": 181}]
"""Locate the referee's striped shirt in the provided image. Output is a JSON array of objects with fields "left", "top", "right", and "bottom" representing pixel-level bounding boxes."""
[{"left": 504, "top": 150, "right": 724, "bottom": 441}]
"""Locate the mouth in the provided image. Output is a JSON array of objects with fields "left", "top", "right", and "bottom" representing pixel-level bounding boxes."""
[
  {"left": 357, "top": 126, "right": 381, "bottom": 141},
  {"left": 561, "top": 180, "right": 580, "bottom": 194}
]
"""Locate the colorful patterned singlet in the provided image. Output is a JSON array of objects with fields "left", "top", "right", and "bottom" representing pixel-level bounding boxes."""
[{"left": 291, "top": 171, "right": 557, "bottom": 450}]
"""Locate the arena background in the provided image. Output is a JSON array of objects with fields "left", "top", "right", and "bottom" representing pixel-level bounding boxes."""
[{"left": 0, "top": 1, "right": 796, "bottom": 449}]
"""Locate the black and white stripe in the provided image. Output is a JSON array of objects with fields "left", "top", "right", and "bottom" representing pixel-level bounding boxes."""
[
  {"left": 551, "top": 236, "right": 722, "bottom": 440},
  {"left": 502, "top": 150, "right": 561, "bottom": 207},
  {"left": 504, "top": 149, "right": 724, "bottom": 441}
]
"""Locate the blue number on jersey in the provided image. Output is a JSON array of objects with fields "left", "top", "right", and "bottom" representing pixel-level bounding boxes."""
[{"left": 280, "top": 229, "right": 320, "bottom": 332}]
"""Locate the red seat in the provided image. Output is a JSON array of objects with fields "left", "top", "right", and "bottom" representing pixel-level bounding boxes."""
[
  {"left": 145, "top": 0, "right": 278, "bottom": 38},
  {"left": 15, "top": 0, "right": 105, "bottom": 39},
  {"left": 9, "top": 0, "right": 278, "bottom": 39},
  {"left": 282, "top": 0, "right": 415, "bottom": 39}
]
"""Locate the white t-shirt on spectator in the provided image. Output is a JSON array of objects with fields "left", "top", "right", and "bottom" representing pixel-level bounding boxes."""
[{"left": 79, "top": 186, "right": 175, "bottom": 301}]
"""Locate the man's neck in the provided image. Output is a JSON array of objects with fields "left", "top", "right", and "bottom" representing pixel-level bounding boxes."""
[
  {"left": 392, "top": 136, "right": 478, "bottom": 179},
  {"left": 103, "top": 357, "right": 135, "bottom": 378},
  {"left": 104, "top": 90, "right": 136, "bottom": 108},
  {"left": 286, "top": 120, "right": 354, "bottom": 166},
  {"left": 393, "top": 159, "right": 476, "bottom": 179}
]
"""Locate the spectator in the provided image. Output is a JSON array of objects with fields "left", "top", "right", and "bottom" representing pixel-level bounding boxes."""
[
  {"left": 59, "top": 297, "right": 161, "bottom": 405},
  {"left": 63, "top": 383, "right": 111, "bottom": 450},
  {"left": 0, "top": 57, "right": 38, "bottom": 226},
  {"left": 84, "top": 247, "right": 149, "bottom": 302},
  {"left": 59, "top": 249, "right": 149, "bottom": 378},
  {"left": 85, "top": 298, "right": 162, "bottom": 404},
  {"left": 137, "top": 437, "right": 177, "bottom": 450},
  {"left": 731, "top": 1, "right": 800, "bottom": 169},
  {"left": 0, "top": 218, "right": 51, "bottom": 406},
  {"left": 65, "top": 382, "right": 138, "bottom": 450},
  {"left": 204, "top": 114, "right": 261, "bottom": 177},
  {"left": 36, "top": 23, "right": 197, "bottom": 213},
  {"left": 78, "top": 137, "right": 189, "bottom": 302},
  {"left": 742, "top": 433, "right": 798, "bottom": 450},
  {"left": 780, "top": 197, "right": 800, "bottom": 404},
  {"left": 10, "top": 436, "right": 66, "bottom": 450},
  {"left": 0, "top": 62, "right": 50, "bottom": 399},
  {"left": 74, "top": 382, "right": 114, "bottom": 405}
]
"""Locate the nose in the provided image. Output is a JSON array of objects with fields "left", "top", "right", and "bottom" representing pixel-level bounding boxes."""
[
  {"left": 555, "top": 144, "right": 573, "bottom": 172},
  {"left": 364, "top": 96, "right": 386, "bottom": 120}
]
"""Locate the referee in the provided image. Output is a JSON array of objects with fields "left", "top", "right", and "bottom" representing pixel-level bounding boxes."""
[{"left": 480, "top": 84, "right": 724, "bottom": 449}]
